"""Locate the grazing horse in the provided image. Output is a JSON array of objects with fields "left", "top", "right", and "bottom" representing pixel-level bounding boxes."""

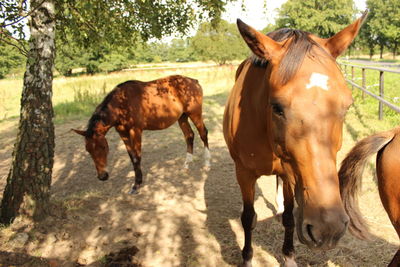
[
  {"left": 223, "top": 11, "right": 368, "bottom": 267},
  {"left": 339, "top": 127, "right": 400, "bottom": 267},
  {"left": 73, "top": 75, "right": 210, "bottom": 194}
]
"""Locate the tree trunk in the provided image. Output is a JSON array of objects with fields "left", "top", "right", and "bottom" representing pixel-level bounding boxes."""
[
  {"left": 369, "top": 46, "right": 374, "bottom": 60},
  {"left": 348, "top": 46, "right": 352, "bottom": 57},
  {"left": 380, "top": 44, "right": 384, "bottom": 59},
  {"left": 393, "top": 42, "right": 398, "bottom": 60},
  {"left": 0, "top": 0, "right": 55, "bottom": 224}
]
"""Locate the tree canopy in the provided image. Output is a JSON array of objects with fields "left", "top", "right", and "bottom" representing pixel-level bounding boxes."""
[
  {"left": 191, "top": 20, "right": 249, "bottom": 64},
  {"left": 365, "top": 0, "right": 400, "bottom": 58},
  {"left": 276, "top": 0, "right": 355, "bottom": 38},
  {"left": 3, "top": 0, "right": 400, "bottom": 78},
  {"left": 51, "top": 18, "right": 251, "bottom": 76},
  {"left": 0, "top": 37, "right": 25, "bottom": 78}
]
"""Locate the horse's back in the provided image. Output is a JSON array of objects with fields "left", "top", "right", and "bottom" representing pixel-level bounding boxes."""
[
  {"left": 157, "top": 75, "right": 204, "bottom": 115},
  {"left": 117, "top": 75, "right": 201, "bottom": 94},
  {"left": 114, "top": 75, "right": 203, "bottom": 130},
  {"left": 223, "top": 59, "right": 276, "bottom": 175},
  {"left": 377, "top": 128, "right": 400, "bottom": 235},
  {"left": 166, "top": 75, "right": 203, "bottom": 94}
]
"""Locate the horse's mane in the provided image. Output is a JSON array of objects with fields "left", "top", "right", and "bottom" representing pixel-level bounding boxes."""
[
  {"left": 86, "top": 90, "right": 115, "bottom": 137},
  {"left": 251, "top": 28, "right": 330, "bottom": 85}
]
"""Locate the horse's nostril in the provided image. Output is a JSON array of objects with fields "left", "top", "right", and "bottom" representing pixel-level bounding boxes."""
[
  {"left": 306, "top": 224, "right": 315, "bottom": 242},
  {"left": 344, "top": 215, "right": 350, "bottom": 225},
  {"left": 306, "top": 224, "right": 321, "bottom": 245}
]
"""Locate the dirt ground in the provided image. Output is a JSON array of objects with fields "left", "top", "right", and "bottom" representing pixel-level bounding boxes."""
[{"left": 0, "top": 100, "right": 399, "bottom": 267}]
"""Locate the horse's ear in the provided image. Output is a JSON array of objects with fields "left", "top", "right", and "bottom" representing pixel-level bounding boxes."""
[
  {"left": 237, "top": 19, "right": 282, "bottom": 61},
  {"left": 72, "top": 129, "right": 86, "bottom": 136},
  {"left": 324, "top": 10, "right": 368, "bottom": 58}
]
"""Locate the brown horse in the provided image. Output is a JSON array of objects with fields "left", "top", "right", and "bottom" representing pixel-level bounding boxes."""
[
  {"left": 73, "top": 75, "right": 210, "bottom": 194},
  {"left": 339, "top": 127, "right": 400, "bottom": 266},
  {"left": 223, "top": 11, "right": 368, "bottom": 267}
]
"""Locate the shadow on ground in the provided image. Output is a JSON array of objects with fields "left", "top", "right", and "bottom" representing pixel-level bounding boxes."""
[
  {"left": 204, "top": 158, "right": 399, "bottom": 266},
  {"left": 0, "top": 89, "right": 398, "bottom": 267}
]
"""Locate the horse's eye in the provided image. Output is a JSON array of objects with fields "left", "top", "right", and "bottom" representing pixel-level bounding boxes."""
[{"left": 271, "top": 103, "right": 285, "bottom": 117}]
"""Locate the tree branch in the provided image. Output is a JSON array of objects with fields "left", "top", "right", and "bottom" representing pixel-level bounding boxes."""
[
  {"left": 0, "top": 28, "right": 28, "bottom": 56},
  {"left": 67, "top": 3, "right": 99, "bottom": 33},
  {"left": 1, "top": 0, "right": 46, "bottom": 28}
]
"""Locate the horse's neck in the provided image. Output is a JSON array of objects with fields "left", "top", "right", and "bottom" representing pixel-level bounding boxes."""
[
  {"left": 90, "top": 113, "right": 113, "bottom": 136},
  {"left": 241, "top": 62, "right": 270, "bottom": 115}
]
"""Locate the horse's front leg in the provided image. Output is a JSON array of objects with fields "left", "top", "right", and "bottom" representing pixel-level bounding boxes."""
[
  {"left": 128, "top": 128, "right": 143, "bottom": 194},
  {"left": 281, "top": 176, "right": 297, "bottom": 267},
  {"left": 117, "top": 127, "right": 143, "bottom": 194},
  {"left": 236, "top": 163, "right": 257, "bottom": 267},
  {"left": 276, "top": 175, "right": 285, "bottom": 215}
]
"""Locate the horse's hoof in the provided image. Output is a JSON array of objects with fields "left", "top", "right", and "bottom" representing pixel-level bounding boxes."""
[
  {"left": 284, "top": 256, "right": 298, "bottom": 267},
  {"left": 128, "top": 188, "right": 139, "bottom": 195},
  {"left": 98, "top": 172, "right": 109, "bottom": 181},
  {"left": 275, "top": 213, "right": 283, "bottom": 222},
  {"left": 276, "top": 207, "right": 284, "bottom": 215}
]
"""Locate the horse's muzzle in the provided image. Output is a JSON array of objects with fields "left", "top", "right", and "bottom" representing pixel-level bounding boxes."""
[
  {"left": 98, "top": 172, "right": 109, "bottom": 181},
  {"left": 297, "top": 211, "right": 349, "bottom": 250}
]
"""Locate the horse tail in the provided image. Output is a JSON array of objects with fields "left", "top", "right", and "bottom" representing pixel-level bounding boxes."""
[
  {"left": 192, "top": 78, "right": 203, "bottom": 96},
  {"left": 339, "top": 129, "right": 396, "bottom": 239}
]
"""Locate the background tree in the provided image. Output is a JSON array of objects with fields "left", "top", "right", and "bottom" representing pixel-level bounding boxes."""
[
  {"left": 191, "top": 20, "right": 249, "bottom": 65},
  {"left": 358, "top": 13, "right": 377, "bottom": 59},
  {"left": 0, "top": 0, "right": 238, "bottom": 224},
  {"left": 366, "top": 0, "right": 389, "bottom": 59},
  {"left": 0, "top": 39, "right": 25, "bottom": 78},
  {"left": 366, "top": 0, "right": 400, "bottom": 59},
  {"left": 275, "top": 0, "right": 355, "bottom": 38},
  {"left": 261, "top": 24, "right": 276, "bottom": 35},
  {"left": 55, "top": 32, "right": 89, "bottom": 76},
  {"left": 167, "top": 38, "right": 196, "bottom": 62}
]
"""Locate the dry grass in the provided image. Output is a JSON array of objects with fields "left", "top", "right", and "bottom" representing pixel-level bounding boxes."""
[{"left": 0, "top": 62, "right": 236, "bottom": 122}]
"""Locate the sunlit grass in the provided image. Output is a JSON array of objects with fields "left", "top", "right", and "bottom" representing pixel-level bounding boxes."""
[
  {"left": 0, "top": 78, "right": 23, "bottom": 120},
  {"left": 0, "top": 64, "right": 236, "bottom": 123},
  {"left": 50, "top": 65, "right": 235, "bottom": 123},
  {"left": 340, "top": 64, "right": 400, "bottom": 133}
]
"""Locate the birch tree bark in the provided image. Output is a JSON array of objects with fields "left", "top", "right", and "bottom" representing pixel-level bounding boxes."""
[{"left": 0, "top": 0, "right": 55, "bottom": 224}]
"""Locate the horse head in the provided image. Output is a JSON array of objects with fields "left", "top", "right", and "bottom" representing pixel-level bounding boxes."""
[
  {"left": 237, "top": 11, "right": 367, "bottom": 249},
  {"left": 72, "top": 128, "right": 109, "bottom": 181}
]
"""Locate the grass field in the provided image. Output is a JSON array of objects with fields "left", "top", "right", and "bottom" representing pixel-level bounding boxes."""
[
  {"left": 0, "top": 61, "right": 398, "bottom": 128},
  {"left": 0, "top": 64, "right": 237, "bottom": 123},
  {"left": 340, "top": 61, "right": 400, "bottom": 125},
  {"left": 0, "top": 61, "right": 398, "bottom": 154}
]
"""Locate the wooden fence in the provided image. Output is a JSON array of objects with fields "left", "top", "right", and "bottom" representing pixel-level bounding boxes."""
[{"left": 340, "top": 62, "right": 400, "bottom": 120}]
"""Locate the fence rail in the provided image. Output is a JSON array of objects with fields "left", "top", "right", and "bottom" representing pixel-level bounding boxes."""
[{"left": 340, "top": 62, "right": 400, "bottom": 120}]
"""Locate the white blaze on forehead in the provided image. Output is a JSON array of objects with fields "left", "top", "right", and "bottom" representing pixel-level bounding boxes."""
[{"left": 306, "top": 72, "right": 329, "bottom": 91}]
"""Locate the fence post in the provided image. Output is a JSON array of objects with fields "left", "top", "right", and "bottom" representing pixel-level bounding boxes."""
[
  {"left": 379, "top": 71, "right": 384, "bottom": 120},
  {"left": 362, "top": 68, "right": 366, "bottom": 100},
  {"left": 351, "top": 66, "right": 354, "bottom": 90}
]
